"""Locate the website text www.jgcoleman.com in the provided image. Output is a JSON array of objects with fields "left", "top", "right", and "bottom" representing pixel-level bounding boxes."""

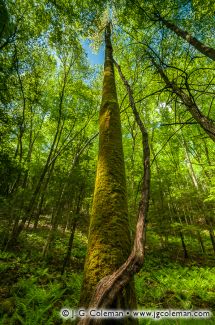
[{"left": 60, "top": 308, "right": 212, "bottom": 320}]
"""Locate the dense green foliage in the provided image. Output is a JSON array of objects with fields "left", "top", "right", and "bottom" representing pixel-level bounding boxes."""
[
  {"left": 0, "top": 229, "right": 214, "bottom": 324},
  {"left": 0, "top": 0, "right": 215, "bottom": 324}
]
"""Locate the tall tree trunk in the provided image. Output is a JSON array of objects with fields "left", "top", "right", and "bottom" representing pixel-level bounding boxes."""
[
  {"left": 79, "top": 23, "right": 137, "bottom": 323},
  {"left": 78, "top": 25, "right": 150, "bottom": 325}
]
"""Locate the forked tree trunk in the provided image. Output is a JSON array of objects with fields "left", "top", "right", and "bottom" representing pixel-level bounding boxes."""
[{"left": 79, "top": 23, "right": 138, "bottom": 324}]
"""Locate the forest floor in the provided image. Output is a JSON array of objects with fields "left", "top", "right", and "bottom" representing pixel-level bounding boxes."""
[{"left": 0, "top": 221, "right": 215, "bottom": 325}]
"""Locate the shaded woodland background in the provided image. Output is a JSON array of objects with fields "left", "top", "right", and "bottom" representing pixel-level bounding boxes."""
[{"left": 0, "top": 0, "right": 215, "bottom": 324}]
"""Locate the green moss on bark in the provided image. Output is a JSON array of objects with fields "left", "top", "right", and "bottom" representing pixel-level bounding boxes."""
[{"left": 79, "top": 24, "right": 137, "bottom": 324}]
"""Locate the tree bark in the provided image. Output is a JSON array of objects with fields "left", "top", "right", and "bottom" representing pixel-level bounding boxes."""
[
  {"left": 151, "top": 58, "right": 215, "bottom": 142},
  {"left": 156, "top": 14, "right": 215, "bottom": 61},
  {"left": 78, "top": 23, "right": 150, "bottom": 325},
  {"left": 79, "top": 23, "right": 138, "bottom": 324}
]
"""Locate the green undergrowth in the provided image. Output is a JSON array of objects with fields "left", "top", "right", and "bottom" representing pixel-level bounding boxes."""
[
  {"left": 0, "top": 225, "right": 86, "bottom": 325},
  {"left": 136, "top": 230, "right": 215, "bottom": 324},
  {"left": 136, "top": 257, "right": 215, "bottom": 324},
  {"left": 0, "top": 225, "right": 214, "bottom": 324}
]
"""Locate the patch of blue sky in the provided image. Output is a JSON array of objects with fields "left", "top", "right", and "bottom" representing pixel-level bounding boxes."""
[
  {"left": 81, "top": 39, "right": 104, "bottom": 85},
  {"left": 81, "top": 39, "right": 104, "bottom": 66}
]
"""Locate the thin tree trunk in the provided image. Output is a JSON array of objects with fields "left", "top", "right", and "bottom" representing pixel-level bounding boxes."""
[
  {"left": 205, "top": 217, "right": 215, "bottom": 254},
  {"left": 33, "top": 194, "right": 45, "bottom": 230},
  {"left": 14, "top": 47, "right": 26, "bottom": 163},
  {"left": 61, "top": 186, "right": 85, "bottom": 274},
  {"left": 42, "top": 219, "right": 57, "bottom": 259},
  {"left": 61, "top": 183, "right": 87, "bottom": 275},
  {"left": 33, "top": 160, "right": 57, "bottom": 229},
  {"left": 8, "top": 60, "right": 76, "bottom": 243},
  {"left": 202, "top": 138, "right": 211, "bottom": 166},
  {"left": 209, "top": 230, "right": 215, "bottom": 254},
  {"left": 156, "top": 14, "right": 215, "bottom": 61},
  {"left": 183, "top": 140, "right": 199, "bottom": 189},
  {"left": 10, "top": 110, "right": 64, "bottom": 242},
  {"left": 150, "top": 57, "right": 215, "bottom": 142},
  {"left": 197, "top": 231, "right": 206, "bottom": 254},
  {"left": 134, "top": 1, "right": 215, "bottom": 60},
  {"left": 61, "top": 218, "right": 77, "bottom": 275},
  {"left": 179, "top": 231, "right": 189, "bottom": 259}
]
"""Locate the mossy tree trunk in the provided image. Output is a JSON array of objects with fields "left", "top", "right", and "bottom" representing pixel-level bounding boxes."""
[{"left": 79, "top": 23, "right": 137, "bottom": 323}]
